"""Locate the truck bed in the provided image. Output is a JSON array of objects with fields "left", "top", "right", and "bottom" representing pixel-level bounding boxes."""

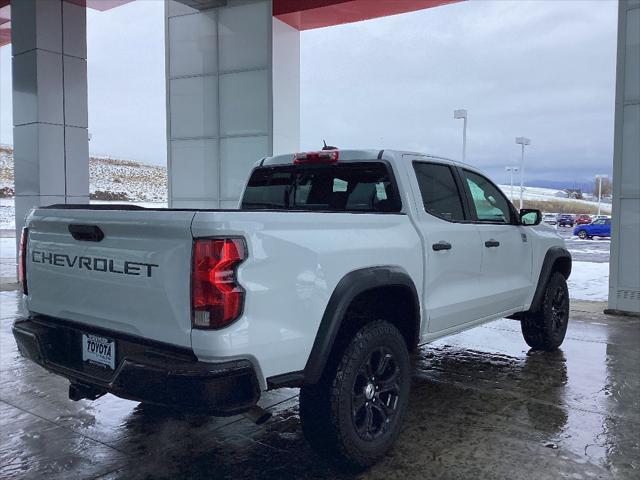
[{"left": 24, "top": 205, "right": 423, "bottom": 380}]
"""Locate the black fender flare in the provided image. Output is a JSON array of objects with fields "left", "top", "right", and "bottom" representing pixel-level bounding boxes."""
[
  {"left": 301, "top": 266, "right": 420, "bottom": 385},
  {"left": 529, "top": 246, "right": 572, "bottom": 312}
]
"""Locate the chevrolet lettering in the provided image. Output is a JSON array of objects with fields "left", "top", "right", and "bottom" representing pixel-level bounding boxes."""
[{"left": 31, "top": 250, "right": 158, "bottom": 277}]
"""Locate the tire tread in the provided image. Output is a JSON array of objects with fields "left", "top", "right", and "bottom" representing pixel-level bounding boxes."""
[
  {"left": 300, "top": 320, "right": 409, "bottom": 468},
  {"left": 521, "top": 272, "right": 569, "bottom": 351}
]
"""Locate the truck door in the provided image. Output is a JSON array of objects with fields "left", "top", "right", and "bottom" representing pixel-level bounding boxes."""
[
  {"left": 406, "top": 160, "right": 484, "bottom": 333},
  {"left": 459, "top": 169, "right": 533, "bottom": 316}
]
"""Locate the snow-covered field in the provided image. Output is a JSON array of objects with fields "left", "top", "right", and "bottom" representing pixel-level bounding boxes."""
[
  {"left": 89, "top": 156, "right": 166, "bottom": 202},
  {"left": 1, "top": 146, "right": 167, "bottom": 203},
  {"left": 497, "top": 184, "right": 611, "bottom": 213}
]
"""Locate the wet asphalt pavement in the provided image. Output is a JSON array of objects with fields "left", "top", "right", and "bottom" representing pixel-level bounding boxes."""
[{"left": 1, "top": 291, "right": 638, "bottom": 479}]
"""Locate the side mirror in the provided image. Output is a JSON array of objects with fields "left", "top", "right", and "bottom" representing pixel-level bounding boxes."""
[{"left": 520, "top": 209, "right": 542, "bottom": 226}]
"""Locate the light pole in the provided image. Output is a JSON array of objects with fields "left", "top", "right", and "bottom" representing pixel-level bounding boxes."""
[
  {"left": 596, "top": 174, "right": 608, "bottom": 216},
  {"left": 515, "top": 137, "right": 531, "bottom": 210},
  {"left": 505, "top": 166, "right": 519, "bottom": 202},
  {"left": 454, "top": 109, "right": 468, "bottom": 162}
]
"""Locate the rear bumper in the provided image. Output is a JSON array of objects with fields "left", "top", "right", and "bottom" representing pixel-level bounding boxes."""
[{"left": 12, "top": 316, "right": 260, "bottom": 416}]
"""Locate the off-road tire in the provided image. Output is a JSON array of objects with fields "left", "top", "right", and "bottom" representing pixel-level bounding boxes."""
[
  {"left": 299, "top": 320, "right": 410, "bottom": 469},
  {"left": 521, "top": 272, "right": 570, "bottom": 351}
]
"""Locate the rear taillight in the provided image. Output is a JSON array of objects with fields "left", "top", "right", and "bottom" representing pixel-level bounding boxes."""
[
  {"left": 293, "top": 150, "right": 339, "bottom": 164},
  {"left": 191, "top": 238, "right": 246, "bottom": 329},
  {"left": 18, "top": 227, "right": 28, "bottom": 295}
]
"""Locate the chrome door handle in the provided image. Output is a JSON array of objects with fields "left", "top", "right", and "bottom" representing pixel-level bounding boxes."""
[{"left": 432, "top": 241, "right": 452, "bottom": 251}]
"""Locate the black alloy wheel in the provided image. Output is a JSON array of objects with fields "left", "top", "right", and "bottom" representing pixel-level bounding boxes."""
[
  {"left": 550, "top": 285, "right": 569, "bottom": 333},
  {"left": 299, "top": 320, "right": 410, "bottom": 468},
  {"left": 521, "top": 272, "right": 570, "bottom": 351},
  {"left": 351, "top": 347, "right": 401, "bottom": 441}
]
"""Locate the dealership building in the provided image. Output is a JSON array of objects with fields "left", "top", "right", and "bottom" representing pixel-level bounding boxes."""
[{"left": 0, "top": 0, "right": 638, "bottom": 314}]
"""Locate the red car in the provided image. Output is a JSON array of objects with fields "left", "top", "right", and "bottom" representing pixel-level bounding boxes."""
[{"left": 575, "top": 214, "right": 592, "bottom": 225}]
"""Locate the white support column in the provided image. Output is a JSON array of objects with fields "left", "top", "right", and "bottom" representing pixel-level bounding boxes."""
[
  {"left": 11, "top": 0, "right": 89, "bottom": 240},
  {"left": 608, "top": 0, "right": 640, "bottom": 315},
  {"left": 165, "top": 0, "right": 300, "bottom": 209},
  {"left": 272, "top": 17, "right": 300, "bottom": 156}
]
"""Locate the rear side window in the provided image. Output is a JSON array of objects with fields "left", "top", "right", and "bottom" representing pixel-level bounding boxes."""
[
  {"left": 241, "top": 162, "right": 401, "bottom": 212},
  {"left": 413, "top": 162, "right": 466, "bottom": 221}
]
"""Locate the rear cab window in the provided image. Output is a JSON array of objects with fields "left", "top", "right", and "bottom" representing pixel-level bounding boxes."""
[
  {"left": 412, "top": 162, "right": 466, "bottom": 222},
  {"left": 241, "top": 162, "right": 402, "bottom": 213}
]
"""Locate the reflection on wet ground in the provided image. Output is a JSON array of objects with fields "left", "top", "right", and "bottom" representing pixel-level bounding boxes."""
[{"left": 1, "top": 291, "right": 638, "bottom": 479}]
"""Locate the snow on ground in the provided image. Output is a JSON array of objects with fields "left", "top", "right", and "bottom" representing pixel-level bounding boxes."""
[
  {"left": 497, "top": 185, "right": 568, "bottom": 201},
  {"left": 567, "top": 261, "right": 609, "bottom": 302},
  {"left": 567, "top": 246, "right": 610, "bottom": 257},
  {"left": 90, "top": 156, "right": 167, "bottom": 202},
  {"left": 0, "top": 236, "right": 17, "bottom": 280},
  {"left": 0, "top": 198, "right": 14, "bottom": 229},
  {"left": 497, "top": 184, "right": 611, "bottom": 212},
  {"left": 1, "top": 146, "right": 167, "bottom": 203}
]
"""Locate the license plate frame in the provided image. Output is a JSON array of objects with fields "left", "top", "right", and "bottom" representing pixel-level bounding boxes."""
[{"left": 82, "top": 333, "right": 116, "bottom": 370}]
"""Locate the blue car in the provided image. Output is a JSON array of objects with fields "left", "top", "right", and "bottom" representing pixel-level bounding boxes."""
[
  {"left": 557, "top": 214, "right": 575, "bottom": 227},
  {"left": 573, "top": 218, "right": 611, "bottom": 239}
]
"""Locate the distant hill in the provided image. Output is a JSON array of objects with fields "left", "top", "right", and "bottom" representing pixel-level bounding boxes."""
[
  {"left": 0, "top": 145, "right": 167, "bottom": 202},
  {"left": 526, "top": 179, "right": 599, "bottom": 194}
]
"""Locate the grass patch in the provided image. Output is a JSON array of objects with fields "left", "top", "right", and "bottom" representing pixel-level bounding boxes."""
[{"left": 520, "top": 199, "right": 611, "bottom": 215}]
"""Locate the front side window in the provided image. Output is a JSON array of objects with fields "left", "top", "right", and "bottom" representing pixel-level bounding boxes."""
[
  {"left": 463, "top": 170, "right": 513, "bottom": 224},
  {"left": 413, "top": 162, "right": 466, "bottom": 221},
  {"left": 241, "top": 162, "right": 401, "bottom": 212}
]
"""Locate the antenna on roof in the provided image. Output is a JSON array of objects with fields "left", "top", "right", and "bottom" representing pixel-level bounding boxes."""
[{"left": 322, "top": 140, "right": 338, "bottom": 151}]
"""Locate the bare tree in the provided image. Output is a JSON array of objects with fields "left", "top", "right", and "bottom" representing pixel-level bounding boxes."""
[{"left": 594, "top": 176, "right": 612, "bottom": 197}]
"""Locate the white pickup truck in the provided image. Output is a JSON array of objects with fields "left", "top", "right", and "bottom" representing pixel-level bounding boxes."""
[{"left": 13, "top": 149, "right": 571, "bottom": 467}]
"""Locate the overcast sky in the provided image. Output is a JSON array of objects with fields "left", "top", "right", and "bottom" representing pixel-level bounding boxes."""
[{"left": 0, "top": 0, "right": 618, "bottom": 185}]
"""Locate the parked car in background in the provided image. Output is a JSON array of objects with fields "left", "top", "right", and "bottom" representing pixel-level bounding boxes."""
[
  {"left": 575, "top": 214, "right": 592, "bottom": 225},
  {"left": 593, "top": 215, "right": 611, "bottom": 220},
  {"left": 543, "top": 213, "right": 558, "bottom": 225},
  {"left": 557, "top": 214, "right": 575, "bottom": 227},
  {"left": 574, "top": 217, "right": 611, "bottom": 239}
]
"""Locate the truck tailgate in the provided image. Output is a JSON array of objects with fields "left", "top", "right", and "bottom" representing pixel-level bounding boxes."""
[{"left": 25, "top": 207, "right": 196, "bottom": 348}]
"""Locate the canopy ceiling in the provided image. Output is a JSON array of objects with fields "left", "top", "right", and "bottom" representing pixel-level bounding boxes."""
[{"left": 0, "top": 0, "right": 459, "bottom": 47}]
